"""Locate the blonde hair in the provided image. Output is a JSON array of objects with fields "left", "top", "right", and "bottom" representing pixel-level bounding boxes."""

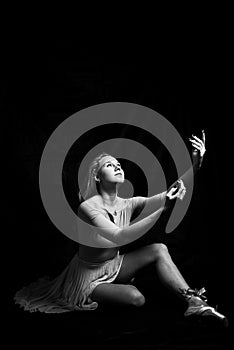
[{"left": 78, "top": 152, "right": 112, "bottom": 202}]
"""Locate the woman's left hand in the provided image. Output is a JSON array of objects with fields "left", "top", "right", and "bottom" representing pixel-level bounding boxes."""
[{"left": 189, "top": 130, "right": 206, "bottom": 158}]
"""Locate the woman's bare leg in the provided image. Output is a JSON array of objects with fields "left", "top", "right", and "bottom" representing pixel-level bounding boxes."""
[
  {"left": 91, "top": 243, "right": 190, "bottom": 307},
  {"left": 92, "top": 244, "right": 228, "bottom": 326},
  {"left": 91, "top": 283, "right": 145, "bottom": 307},
  {"left": 116, "top": 243, "right": 190, "bottom": 299}
]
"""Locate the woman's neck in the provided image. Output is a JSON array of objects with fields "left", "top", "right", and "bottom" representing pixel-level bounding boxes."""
[{"left": 99, "top": 185, "right": 118, "bottom": 207}]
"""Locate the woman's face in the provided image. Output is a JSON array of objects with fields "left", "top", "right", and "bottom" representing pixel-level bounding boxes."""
[{"left": 97, "top": 157, "right": 125, "bottom": 184}]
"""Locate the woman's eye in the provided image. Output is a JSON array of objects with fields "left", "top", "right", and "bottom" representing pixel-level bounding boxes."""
[{"left": 106, "top": 163, "right": 121, "bottom": 168}]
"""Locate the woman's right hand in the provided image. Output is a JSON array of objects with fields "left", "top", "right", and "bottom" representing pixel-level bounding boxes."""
[
  {"left": 164, "top": 180, "right": 186, "bottom": 212},
  {"left": 166, "top": 179, "right": 186, "bottom": 201}
]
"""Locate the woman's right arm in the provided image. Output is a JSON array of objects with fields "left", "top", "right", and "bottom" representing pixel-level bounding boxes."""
[{"left": 78, "top": 202, "right": 164, "bottom": 246}]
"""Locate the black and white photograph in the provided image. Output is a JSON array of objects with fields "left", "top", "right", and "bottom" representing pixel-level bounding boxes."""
[{"left": 3, "top": 28, "right": 232, "bottom": 349}]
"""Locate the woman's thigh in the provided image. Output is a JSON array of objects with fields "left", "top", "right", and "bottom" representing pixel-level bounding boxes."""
[
  {"left": 115, "top": 244, "right": 164, "bottom": 283},
  {"left": 91, "top": 244, "right": 166, "bottom": 306},
  {"left": 91, "top": 283, "right": 145, "bottom": 307}
]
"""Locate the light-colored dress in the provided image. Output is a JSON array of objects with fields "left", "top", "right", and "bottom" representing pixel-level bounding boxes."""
[{"left": 14, "top": 197, "right": 146, "bottom": 313}]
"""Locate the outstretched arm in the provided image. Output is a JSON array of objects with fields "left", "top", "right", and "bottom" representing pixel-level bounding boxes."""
[
  {"left": 189, "top": 129, "right": 206, "bottom": 171},
  {"left": 129, "top": 131, "right": 206, "bottom": 216},
  {"left": 169, "top": 130, "right": 206, "bottom": 190},
  {"left": 133, "top": 185, "right": 186, "bottom": 217},
  {"left": 78, "top": 201, "right": 164, "bottom": 245}
]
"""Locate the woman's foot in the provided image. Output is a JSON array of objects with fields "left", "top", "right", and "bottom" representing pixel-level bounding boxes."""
[{"left": 181, "top": 287, "right": 228, "bottom": 328}]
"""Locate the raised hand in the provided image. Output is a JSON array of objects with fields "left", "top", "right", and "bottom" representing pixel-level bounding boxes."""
[
  {"left": 189, "top": 130, "right": 206, "bottom": 157},
  {"left": 189, "top": 130, "right": 206, "bottom": 168}
]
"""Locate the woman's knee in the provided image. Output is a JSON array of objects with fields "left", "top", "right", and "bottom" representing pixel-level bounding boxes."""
[
  {"left": 127, "top": 286, "right": 145, "bottom": 307},
  {"left": 149, "top": 243, "right": 170, "bottom": 261}
]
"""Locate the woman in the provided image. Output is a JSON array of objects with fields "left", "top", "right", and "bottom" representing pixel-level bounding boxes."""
[{"left": 14, "top": 131, "right": 228, "bottom": 326}]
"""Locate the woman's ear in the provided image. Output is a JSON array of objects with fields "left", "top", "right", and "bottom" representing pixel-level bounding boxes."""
[{"left": 94, "top": 175, "right": 100, "bottom": 183}]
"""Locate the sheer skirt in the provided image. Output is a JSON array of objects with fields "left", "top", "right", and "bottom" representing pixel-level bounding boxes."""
[{"left": 14, "top": 252, "right": 124, "bottom": 313}]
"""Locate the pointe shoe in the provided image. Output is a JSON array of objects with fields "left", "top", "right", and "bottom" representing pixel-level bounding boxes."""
[
  {"left": 184, "top": 304, "right": 228, "bottom": 328},
  {"left": 181, "top": 287, "right": 228, "bottom": 328}
]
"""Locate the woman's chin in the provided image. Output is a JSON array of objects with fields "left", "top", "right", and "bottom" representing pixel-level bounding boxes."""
[{"left": 116, "top": 179, "right": 125, "bottom": 185}]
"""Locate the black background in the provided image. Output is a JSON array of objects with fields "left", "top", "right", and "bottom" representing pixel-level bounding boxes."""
[{"left": 2, "top": 28, "right": 232, "bottom": 347}]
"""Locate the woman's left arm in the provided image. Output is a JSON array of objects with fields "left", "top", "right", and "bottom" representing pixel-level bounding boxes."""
[
  {"left": 189, "top": 130, "right": 206, "bottom": 171},
  {"left": 133, "top": 131, "right": 206, "bottom": 216},
  {"left": 178, "top": 130, "right": 206, "bottom": 186}
]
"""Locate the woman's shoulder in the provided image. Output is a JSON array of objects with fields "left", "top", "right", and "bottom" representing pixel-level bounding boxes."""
[
  {"left": 78, "top": 196, "right": 106, "bottom": 221},
  {"left": 88, "top": 195, "right": 102, "bottom": 205},
  {"left": 80, "top": 196, "right": 135, "bottom": 211},
  {"left": 80, "top": 195, "right": 103, "bottom": 210}
]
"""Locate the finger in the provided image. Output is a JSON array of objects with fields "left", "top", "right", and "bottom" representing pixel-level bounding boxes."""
[
  {"left": 170, "top": 193, "right": 178, "bottom": 199},
  {"left": 178, "top": 188, "right": 186, "bottom": 200},
  {"left": 191, "top": 143, "right": 201, "bottom": 150},
  {"left": 169, "top": 187, "right": 177, "bottom": 194},
  {"left": 177, "top": 180, "right": 185, "bottom": 190},
  {"left": 167, "top": 188, "right": 178, "bottom": 198},
  {"left": 177, "top": 187, "right": 184, "bottom": 195},
  {"left": 175, "top": 180, "right": 181, "bottom": 188},
  {"left": 177, "top": 192, "right": 183, "bottom": 200},
  {"left": 180, "top": 182, "right": 186, "bottom": 191},
  {"left": 179, "top": 192, "right": 185, "bottom": 200},
  {"left": 167, "top": 189, "right": 173, "bottom": 197},
  {"left": 166, "top": 193, "right": 174, "bottom": 200},
  {"left": 191, "top": 135, "right": 203, "bottom": 144},
  {"left": 202, "top": 129, "right": 206, "bottom": 143},
  {"left": 189, "top": 138, "right": 202, "bottom": 147}
]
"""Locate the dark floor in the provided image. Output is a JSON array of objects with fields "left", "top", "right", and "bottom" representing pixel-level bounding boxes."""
[{"left": 5, "top": 273, "right": 232, "bottom": 349}]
